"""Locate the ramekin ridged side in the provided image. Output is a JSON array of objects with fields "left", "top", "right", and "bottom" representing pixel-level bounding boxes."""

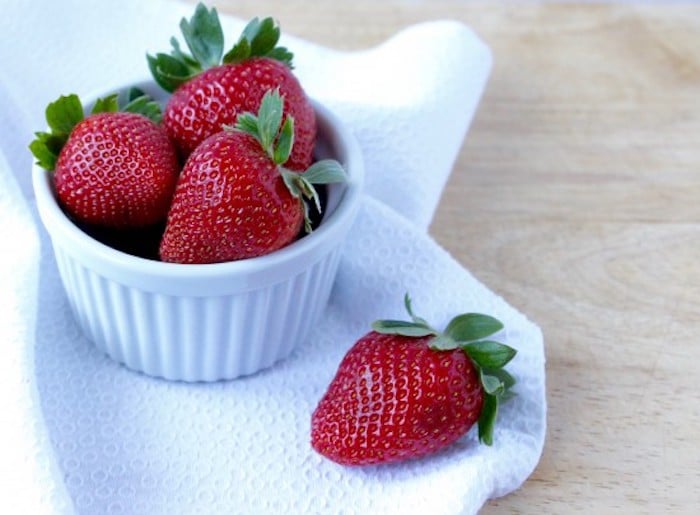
[{"left": 51, "top": 242, "right": 343, "bottom": 381}]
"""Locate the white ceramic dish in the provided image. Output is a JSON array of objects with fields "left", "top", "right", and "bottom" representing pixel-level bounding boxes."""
[{"left": 33, "top": 80, "right": 364, "bottom": 382}]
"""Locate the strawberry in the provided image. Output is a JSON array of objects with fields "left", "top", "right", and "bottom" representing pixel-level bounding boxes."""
[
  {"left": 311, "top": 295, "right": 517, "bottom": 466},
  {"left": 159, "top": 89, "right": 344, "bottom": 264},
  {"left": 147, "top": 4, "right": 315, "bottom": 170},
  {"left": 30, "top": 90, "right": 179, "bottom": 229}
]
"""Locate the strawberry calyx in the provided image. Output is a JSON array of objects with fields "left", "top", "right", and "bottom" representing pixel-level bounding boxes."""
[
  {"left": 371, "top": 294, "right": 517, "bottom": 446},
  {"left": 229, "top": 89, "right": 345, "bottom": 233},
  {"left": 223, "top": 16, "right": 293, "bottom": 67},
  {"left": 29, "top": 88, "right": 162, "bottom": 171},
  {"left": 148, "top": 3, "right": 293, "bottom": 93}
]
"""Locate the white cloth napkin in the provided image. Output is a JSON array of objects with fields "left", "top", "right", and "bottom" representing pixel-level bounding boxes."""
[{"left": 0, "top": 1, "right": 546, "bottom": 513}]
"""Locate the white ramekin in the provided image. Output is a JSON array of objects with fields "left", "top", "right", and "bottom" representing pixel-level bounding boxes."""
[{"left": 33, "top": 80, "right": 364, "bottom": 382}]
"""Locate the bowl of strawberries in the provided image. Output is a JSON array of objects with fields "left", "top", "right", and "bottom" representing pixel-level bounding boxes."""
[{"left": 31, "top": 7, "right": 363, "bottom": 381}]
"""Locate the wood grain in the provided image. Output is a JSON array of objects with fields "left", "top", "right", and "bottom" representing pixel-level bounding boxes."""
[{"left": 198, "top": 2, "right": 700, "bottom": 512}]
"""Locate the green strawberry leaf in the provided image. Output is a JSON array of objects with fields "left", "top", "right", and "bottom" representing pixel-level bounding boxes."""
[
  {"left": 274, "top": 117, "right": 295, "bottom": 166},
  {"left": 301, "top": 159, "right": 346, "bottom": 184},
  {"left": 482, "top": 367, "right": 516, "bottom": 391},
  {"left": 258, "top": 89, "right": 284, "bottom": 154},
  {"left": 372, "top": 320, "right": 437, "bottom": 337},
  {"left": 122, "top": 92, "right": 163, "bottom": 124},
  {"left": 127, "top": 87, "right": 146, "bottom": 102},
  {"left": 266, "top": 46, "right": 294, "bottom": 68},
  {"left": 46, "top": 94, "right": 84, "bottom": 135},
  {"left": 179, "top": 2, "right": 224, "bottom": 70},
  {"left": 170, "top": 37, "right": 200, "bottom": 70},
  {"left": 429, "top": 333, "right": 459, "bottom": 351},
  {"left": 146, "top": 4, "right": 218, "bottom": 92},
  {"left": 478, "top": 393, "right": 498, "bottom": 445},
  {"left": 240, "top": 17, "right": 262, "bottom": 44},
  {"left": 30, "top": 95, "right": 84, "bottom": 171},
  {"left": 444, "top": 313, "right": 503, "bottom": 343},
  {"left": 90, "top": 94, "right": 119, "bottom": 115},
  {"left": 282, "top": 172, "right": 321, "bottom": 214},
  {"left": 223, "top": 38, "right": 251, "bottom": 64},
  {"left": 281, "top": 170, "right": 303, "bottom": 199},
  {"left": 36, "top": 131, "right": 66, "bottom": 154},
  {"left": 250, "top": 17, "right": 280, "bottom": 56},
  {"left": 462, "top": 340, "right": 517, "bottom": 369},
  {"left": 231, "top": 112, "right": 261, "bottom": 141},
  {"left": 29, "top": 132, "right": 61, "bottom": 171},
  {"left": 480, "top": 372, "right": 504, "bottom": 396},
  {"left": 147, "top": 53, "right": 195, "bottom": 93},
  {"left": 302, "top": 202, "right": 312, "bottom": 233},
  {"left": 222, "top": 16, "right": 293, "bottom": 67}
]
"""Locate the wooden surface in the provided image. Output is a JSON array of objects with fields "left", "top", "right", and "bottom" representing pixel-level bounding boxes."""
[{"left": 208, "top": 2, "right": 700, "bottom": 512}]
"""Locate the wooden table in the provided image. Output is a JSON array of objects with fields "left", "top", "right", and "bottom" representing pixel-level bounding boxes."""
[{"left": 211, "top": 2, "right": 700, "bottom": 512}]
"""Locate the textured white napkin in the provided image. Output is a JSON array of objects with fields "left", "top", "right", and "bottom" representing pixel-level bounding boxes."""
[{"left": 0, "top": 1, "right": 546, "bottom": 513}]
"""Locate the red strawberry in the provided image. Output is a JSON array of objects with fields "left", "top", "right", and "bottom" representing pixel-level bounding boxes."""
[
  {"left": 311, "top": 295, "right": 517, "bottom": 466},
  {"left": 147, "top": 4, "right": 315, "bottom": 169},
  {"left": 30, "top": 90, "right": 179, "bottom": 229},
  {"left": 159, "top": 89, "right": 344, "bottom": 264}
]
